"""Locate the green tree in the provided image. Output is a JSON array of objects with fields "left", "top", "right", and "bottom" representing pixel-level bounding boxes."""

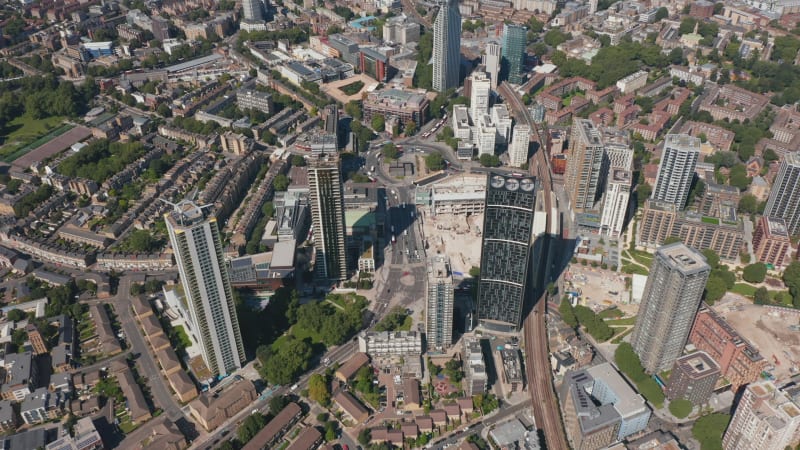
[
  {"left": 669, "top": 399, "right": 693, "bottom": 419},
  {"left": 358, "top": 429, "right": 371, "bottom": 446},
  {"left": 237, "top": 412, "right": 267, "bottom": 443},
  {"left": 704, "top": 275, "right": 728, "bottom": 305},
  {"left": 307, "top": 373, "right": 331, "bottom": 406},
  {"left": 701, "top": 249, "right": 720, "bottom": 270},
  {"left": 382, "top": 143, "right": 399, "bottom": 160},
  {"left": 371, "top": 114, "right": 385, "bottom": 132},
  {"left": 692, "top": 413, "right": 731, "bottom": 450},
  {"left": 273, "top": 173, "right": 290, "bottom": 191},
  {"left": 728, "top": 164, "right": 751, "bottom": 190},
  {"left": 269, "top": 395, "right": 290, "bottom": 414},
  {"left": 742, "top": 263, "right": 767, "bottom": 283},
  {"left": 405, "top": 120, "right": 417, "bottom": 135},
  {"left": 784, "top": 262, "right": 800, "bottom": 307},
  {"left": 5, "top": 309, "right": 25, "bottom": 322},
  {"left": 345, "top": 100, "right": 362, "bottom": 119},
  {"left": 654, "top": 6, "right": 669, "bottom": 21},
  {"left": 479, "top": 154, "right": 501, "bottom": 167},
  {"left": 559, "top": 299, "right": 578, "bottom": 328},
  {"left": 754, "top": 287, "right": 770, "bottom": 304},
  {"left": 425, "top": 152, "right": 445, "bottom": 171},
  {"left": 291, "top": 155, "right": 307, "bottom": 166},
  {"left": 257, "top": 336, "right": 314, "bottom": 385},
  {"left": 738, "top": 194, "right": 758, "bottom": 215}
]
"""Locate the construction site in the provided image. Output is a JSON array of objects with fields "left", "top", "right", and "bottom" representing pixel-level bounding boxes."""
[
  {"left": 715, "top": 293, "right": 800, "bottom": 382},
  {"left": 415, "top": 174, "right": 486, "bottom": 277}
]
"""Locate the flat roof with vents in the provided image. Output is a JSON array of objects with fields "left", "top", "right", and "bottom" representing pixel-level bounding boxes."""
[{"left": 658, "top": 243, "right": 710, "bottom": 275}]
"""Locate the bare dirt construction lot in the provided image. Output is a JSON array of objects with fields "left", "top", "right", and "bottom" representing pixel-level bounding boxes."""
[
  {"left": 421, "top": 212, "right": 483, "bottom": 277},
  {"left": 320, "top": 73, "right": 380, "bottom": 104},
  {"left": 715, "top": 293, "right": 800, "bottom": 381},
  {"left": 565, "top": 265, "right": 636, "bottom": 315}
]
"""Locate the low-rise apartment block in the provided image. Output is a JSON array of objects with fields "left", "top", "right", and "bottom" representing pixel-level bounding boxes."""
[
  {"left": 358, "top": 331, "right": 422, "bottom": 357},
  {"left": 666, "top": 351, "right": 720, "bottom": 406},
  {"left": 189, "top": 379, "right": 257, "bottom": 431},
  {"left": 363, "top": 88, "right": 429, "bottom": 127},
  {"left": 689, "top": 305, "right": 767, "bottom": 392}
]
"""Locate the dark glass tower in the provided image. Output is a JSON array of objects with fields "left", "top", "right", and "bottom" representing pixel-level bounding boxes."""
[{"left": 476, "top": 173, "right": 537, "bottom": 332}]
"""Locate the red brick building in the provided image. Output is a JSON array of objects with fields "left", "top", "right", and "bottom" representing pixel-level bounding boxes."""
[
  {"left": 753, "top": 216, "right": 792, "bottom": 268},
  {"left": 689, "top": 305, "right": 767, "bottom": 392}
]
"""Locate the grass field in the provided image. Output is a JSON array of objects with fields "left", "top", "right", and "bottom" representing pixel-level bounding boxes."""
[
  {"left": 610, "top": 328, "right": 633, "bottom": 344},
  {"left": 606, "top": 316, "right": 637, "bottom": 326},
  {"left": 731, "top": 283, "right": 757, "bottom": 297},
  {"left": 0, "top": 115, "right": 66, "bottom": 155}
]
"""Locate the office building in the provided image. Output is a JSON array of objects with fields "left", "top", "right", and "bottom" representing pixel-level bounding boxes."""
[
  {"left": 666, "top": 351, "right": 720, "bottom": 406},
  {"left": 753, "top": 216, "right": 791, "bottom": 267},
  {"left": 241, "top": 0, "right": 263, "bottom": 21},
  {"left": 566, "top": 120, "right": 605, "bottom": 212},
  {"left": 502, "top": 24, "right": 527, "bottom": 84},
  {"left": 357, "top": 331, "right": 422, "bottom": 356},
  {"left": 764, "top": 152, "right": 800, "bottom": 236},
  {"left": 308, "top": 154, "right": 347, "bottom": 280},
  {"left": 165, "top": 200, "right": 245, "bottom": 376},
  {"left": 652, "top": 134, "right": 700, "bottom": 208},
  {"left": 475, "top": 114, "right": 496, "bottom": 156},
  {"left": 432, "top": 0, "right": 461, "bottom": 92},
  {"left": 237, "top": 89, "right": 273, "bottom": 115},
  {"left": 562, "top": 362, "right": 650, "bottom": 450},
  {"left": 689, "top": 305, "right": 766, "bottom": 392},
  {"left": 484, "top": 42, "right": 501, "bottom": 89},
  {"left": 509, "top": 124, "right": 530, "bottom": 168},
  {"left": 476, "top": 173, "right": 537, "bottom": 332},
  {"left": 631, "top": 243, "right": 710, "bottom": 373},
  {"left": 600, "top": 169, "right": 631, "bottom": 238},
  {"left": 722, "top": 381, "right": 800, "bottom": 450},
  {"left": 363, "top": 88, "right": 430, "bottom": 127},
  {"left": 491, "top": 104, "right": 512, "bottom": 145},
  {"left": 426, "top": 255, "right": 454, "bottom": 352},
  {"left": 470, "top": 71, "right": 491, "bottom": 122},
  {"left": 383, "top": 14, "right": 420, "bottom": 45}
]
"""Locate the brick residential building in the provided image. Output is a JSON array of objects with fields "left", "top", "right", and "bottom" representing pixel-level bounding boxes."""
[
  {"left": 689, "top": 305, "right": 767, "bottom": 392},
  {"left": 753, "top": 216, "right": 792, "bottom": 268}
]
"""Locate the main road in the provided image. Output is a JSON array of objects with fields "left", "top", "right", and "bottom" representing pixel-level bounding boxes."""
[{"left": 498, "top": 82, "right": 570, "bottom": 450}]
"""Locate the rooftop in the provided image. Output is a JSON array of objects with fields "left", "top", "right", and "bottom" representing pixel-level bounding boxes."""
[
  {"left": 585, "top": 362, "right": 648, "bottom": 417},
  {"left": 657, "top": 243, "right": 710, "bottom": 275},
  {"left": 675, "top": 351, "right": 720, "bottom": 378}
]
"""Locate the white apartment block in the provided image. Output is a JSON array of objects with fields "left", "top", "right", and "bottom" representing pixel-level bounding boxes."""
[
  {"left": 491, "top": 104, "right": 513, "bottom": 145},
  {"left": 509, "top": 124, "right": 531, "bottom": 167},
  {"left": 357, "top": 331, "right": 422, "bottom": 356},
  {"left": 723, "top": 381, "right": 800, "bottom": 450},
  {"left": 475, "top": 114, "right": 497, "bottom": 156},
  {"left": 600, "top": 169, "right": 632, "bottom": 238},
  {"left": 470, "top": 71, "right": 491, "bottom": 122}
]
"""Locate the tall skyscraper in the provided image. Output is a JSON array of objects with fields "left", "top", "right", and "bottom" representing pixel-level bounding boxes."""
[
  {"left": 631, "top": 243, "right": 710, "bottom": 373},
  {"left": 764, "top": 151, "right": 800, "bottom": 236},
  {"left": 323, "top": 104, "right": 339, "bottom": 149},
  {"left": 165, "top": 200, "right": 245, "bottom": 376},
  {"left": 508, "top": 124, "right": 530, "bottom": 168},
  {"left": 426, "top": 255, "right": 454, "bottom": 352},
  {"left": 565, "top": 119, "right": 604, "bottom": 212},
  {"left": 600, "top": 168, "right": 632, "bottom": 238},
  {"left": 722, "top": 381, "right": 800, "bottom": 450},
  {"left": 432, "top": 0, "right": 461, "bottom": 92},
  {"left": 484, "top": 42, "right": 501, "bottom": 89},
  {"left": 308, "top": 153, "right": 347, "bottom": 280},
  {"left": 241, "top": 0, "right": 264, "bottom": 21},
  {"left": 652, "top": 134, "right": 700, "bottom": 208},
  {"left": 476, "top": 173, "right": 537, "bottom": 332},
  {"left": 469, "top": 71, "right": 491, "bottom": 122},
  {"left": 501, "top": 24, "right": 527, "bottom": 85}
]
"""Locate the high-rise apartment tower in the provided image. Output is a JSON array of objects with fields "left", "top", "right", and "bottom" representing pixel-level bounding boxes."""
[
  {"left": 165, "top": 200, "right": 246, "bottom": 376},
  {"left": 652, "top": 134, "right": 700, "bottom": 208},
  {"left": 469, "top": 71, "right": 491, "bottom": 122},
  {"left": 566, "top": 119, "right": 605, "bottom": 211},
  {"left": 631, "top": 243, "right": 710, "bottom": 373},
  {"left": 508, "top": 124, "right": 530, "bottom": 168},
  {"left": 484, "top": 42, "right": 501, "bottom": 89},
  {"left": 764, "top": 151, "right": 800, "bottom": 236},
  {"left": 723, "top": 381, "right": 800, "bottom": 450},
  {"left": 432, "top": 0, "right": 461, "bottom": 92},
  {"left": 426, "top": 255, "right": 454, "bottom": 352},
  {"left": 309, "top": 153, "right": 347, "bottom": 280}
]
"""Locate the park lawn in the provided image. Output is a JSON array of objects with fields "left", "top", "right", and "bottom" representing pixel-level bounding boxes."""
[
  {"left": 398, "top": 315, "right": 413, "bottom": 331},
  {"left": 0, "top": 115, "right": 65, "bottom": 154},
  {"left": 173, "top": 325, "right": 192, "bottom": 349},
  {"left": 599, "top": 308, "right": 623, "bottom": 319},
  {"left": 288, "top": 324, "right": 324, "bottom": 345},
  {"left": 628, "top": 249, "right": 654, "bottom": 266},
  {"left": 731, "top": 283, "right": 757, "bottom": 297},
  {"left": 606, "top": 316, "right": 637, "bottom": 326},
  {"left": 692, "top": 413, "right": 731, "bottom": 450},
  {"left": 622, "top": 263, "right": 648, "bottom": 275},
  {"left": 610, "top": 327, "right": 633, "bottom": 344}
]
